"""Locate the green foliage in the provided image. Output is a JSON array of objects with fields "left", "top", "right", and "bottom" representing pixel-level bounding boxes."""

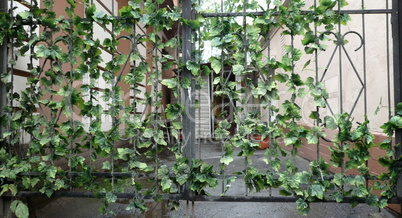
[
  {"left": 0, "top": 0, "right": 400, "bottom": 216},
  {"left": 10, "top": 200, "right": 29, "bottom": 218},
  {"left": 189, "top": 159, "right": 218, "bottom": 195}
]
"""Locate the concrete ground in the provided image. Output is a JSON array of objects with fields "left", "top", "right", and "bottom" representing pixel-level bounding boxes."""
[{"left": 34, "top": 141, "right": 397, "bottom": 218}]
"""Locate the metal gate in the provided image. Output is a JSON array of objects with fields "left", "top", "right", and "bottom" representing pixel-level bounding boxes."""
[{"left": 1, "top": 0, "right": 402, "bottom": 217}]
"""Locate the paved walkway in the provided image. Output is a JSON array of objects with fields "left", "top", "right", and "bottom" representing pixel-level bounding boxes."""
[{"left": 35, "top": 141, "right": 397, "bottom": 218}]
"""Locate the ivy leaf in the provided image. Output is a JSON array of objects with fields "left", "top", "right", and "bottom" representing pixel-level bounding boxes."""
[
  {"left": 102, "top": 161, "right": 112, "bottom": 170},
  {"left": 284, "top": 137, "right": 297, "bottom": 146},
  {"left": 161, "top": 78, "right": 178, "bottom": 89},
  {"left": 143, "top": 128, "right": 154, "bottom": 138},
  {"left": 275, "top": 73, "right": 288, "bottom": 82},
  {"left": 0, "top": 184, "right": 10, "bottom": 196},
  {"left": 130, "top": 161, "right": 148, "bottom": 170},
  {"left": 221, "top": 176, "right": 236, "bottom": 196},
  {"left": 158, "top": 165, "right": 170, "bottom": 177},
  {"left": 10, "top": 200, "right": 29, "bottom": 218},
  {"left": 92, "top": 11, "right": 106, "bottom": 22},
  {"left": 172, "top": 120, "right": 182, "bottom": 130},
  {"left": 40, "top": 137, "right": 51, "bottom": 146},
  {"left": 251, "top": 86, "right": 267, "bottom": 98},
  {"left": 2, "top": 132, "right": 12, "bottom": 138},
  {"left": 36, "top": 44, "right": 62, "bottom": 60},
  {"left": 165, "top": 38, "right": 177, "bottom": 48},
  {"left": 365, "top": 194, "right": 379, "bottom": 206},
  {"left": 272, "top": 158, "right": 281, "bottom": 172},
  {"left": 46, "top": 166, "right": 57, "bottom": 179},
  {"left": 210, "top": 57, "right": 221, "bottom": 74},
  {"left": 176, "top": 174, "right": 189, "bottom": 185},
  {"left": 354, "top": 175, "right": 366, "bottom": 186},
  {"left": 333, "top": 192, "right": 343, "bottom": 203},
  {"left": 213, "top": 77, "right": 220, "bottom": 85},
  {"left": 155, "top": 129, "right": 167, "bottom": 146},
  {"left": 354, "top": 186, "right": 369, "bottom": 197},
  {"left": 296, "top": 198, "right": 309, "bottom": 216},
  {"left": 214, "top": 127, "right": 229, "bottom": 140},
  {"left": 232, "top": 65, "right": 245, "bottom": 75},
  {"left": 302, "top": 32, "right": 316, "bottom": 46},
  {"left": 54, "top": 179, "right": 65, "bottom": 190},
  {"left": 310, "top": 184, "right": 325, "bottom": 199},
  {"left": 161, "top": 178, "right": 173, "bottom": 192},
  {"left": 187, "top": 20, "right": 201, "bottom": 30},
  {"left": 106, "top": 192, "right": 117, "bottom": 203},
  {"left": 220, "top": 155, "right": 233, "bottom": 165},
  {"left": 0, "top": 184, "right": 15, "bottom": 196},
  {"left": 186, "top": 61, "right": 199, "bottom": 76},
  {"left": 333, "top": 173, "right": 344, "bottom": 186},
  {"left": 18, "top": 11, "right": 31, "bottom": 19},
  {"left": 85, "top": 4, "right": 96, "bottom": 18},
  {"left": 181, "top": 77, "right": 191, "bottom": 89},
  {"left": 297, "top": 88, "right": 307, "bottom": 98},
  {"left": 201, "top": 65, "right": 211, "bottom": 75},
  {"left": 162, "top": 61, "right": 174, "bottom": 71},
  {"left": 306, "top": 132, "right": 318, "bottom": 144},
  {"left": 324, "top": 116, "right": 337, "bottom": 129},
  {"left": 378, "top": 199, "right": 388, "bottom": 208},
  {"left": 279, "top": 189, "right": 292, "bottom": 196},
  {"left": 395, "top": 102, "right": 402, "bottom": 116},
  {"left": 246, "top": 25, "right": 260, "bottom": 38},
  {"left": 319, "top": 0, "right": 336, "bottom": 8},
  {"left": 165, "top": 103, "right": 183, "bottom": 120},
  {"left": 295, "top": 171, "right": 311, "bottom": 184}
]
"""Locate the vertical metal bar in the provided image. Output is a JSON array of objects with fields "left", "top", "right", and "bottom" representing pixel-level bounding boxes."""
[
  {"left": 9, "top": 0, "right": 14, "bottom": 152},
  {"left": 338, "top": 1, "right": 343, "bottom": 115},
  {"left": 392, "top": 0, "right": 402, "bottom": 197},
  {"left": 314, "top": 0, "right": 320, "bottom": 161},
  {"left": 111, "top": 0, "right": 115, "bottom": 192},
  {"left": 266, "top": 11, "right": 273, "bottom": 197},
  {"left": 177, "top": 22, "right": 183, "bottom": 155},
  {"left": 387, "top": 0, "right": 392, "bottom": 119},
  {"left": 242, "top": 0, "right": 249, "bottom": 196},
  {"left": 198, "top": 80, "right": 201, "bottom": 159},
  {"left": 182, "top": 0, "right": 196, "bottom": 194},
  {"left": 89, "top": 0, "right": 94, "bottom": 172},
  {"left": 337, "top": 0, "right": 345, "bottom": 176},
  {"left": 68, "top": 21, "right": 74, "bottom": 190},
  {"left": 361, "top": 0, "right": 369, "bottom": 189},
  {"left": 153, "top": 40, "right": 160, "bottom": 191},
  {"left": 219, "top": 0, "right": 226, "bottom": 195},
  {"left": 361, "top": 0, "right": 367, "bottom": 116},
  {"left": 208, "top": 74, "right": 212, "bottom": 139},
  {"left": 0, "top": 0, "right": 8, "bottom": 148},
  {"left": 197, "top": 0, "right": 202, "bottom": 159},
  {"left": 191, "top": 200, "right": 195, "bottom": 218}
]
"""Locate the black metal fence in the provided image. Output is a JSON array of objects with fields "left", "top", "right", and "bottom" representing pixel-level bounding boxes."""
[{"left": 1, "top": 0, "right": 402, "bottom": 216}]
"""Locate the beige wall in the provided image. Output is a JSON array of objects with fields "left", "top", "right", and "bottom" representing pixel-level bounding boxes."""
[{"left": 268, "top": 0, "right": 393, "bottom": 132}]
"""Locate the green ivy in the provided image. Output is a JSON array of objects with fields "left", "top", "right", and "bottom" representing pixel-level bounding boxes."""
[{"left": 0, "top": 0, "right": 400, "bottom": 217}]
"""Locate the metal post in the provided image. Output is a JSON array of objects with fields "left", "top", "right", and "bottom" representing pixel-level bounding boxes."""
[
  {"left": 0, "top": 0, "right": 8, "bottom": 148},
  {"left": 0, "top": 0, "right": 8, "bottom": 214},
  {"left": 182, "top": 0, "right": 196, "bottom": 194},
  {"left": 392, "top": 0, "right": 402, "bottom": 197}
]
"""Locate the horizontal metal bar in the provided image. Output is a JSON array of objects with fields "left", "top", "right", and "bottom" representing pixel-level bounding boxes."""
[
  {"left": 18, "top": 172, "right": 386, "bottom": 181},
  {"left": 201, "top": 9, "right": 393, "bottom": 18},
  {"left": 189, "top": 195, "right": 402, "bottom": 204},
  {"left": 11, "top": 191, "right": 402, "bottom": 204},
  {"left": 12, "top": 9, "right": 393, "bottom": 28},
  {"left": 13, "top": 191, "right": 184, "bottom": 199},
  {"left": 19, "top": 172, "right": 149, "bottom": 178}
]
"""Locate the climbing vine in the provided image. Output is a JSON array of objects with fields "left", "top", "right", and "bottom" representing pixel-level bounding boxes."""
[{"left": 0, "top": 0, "right": 401, "bottom": 217}]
